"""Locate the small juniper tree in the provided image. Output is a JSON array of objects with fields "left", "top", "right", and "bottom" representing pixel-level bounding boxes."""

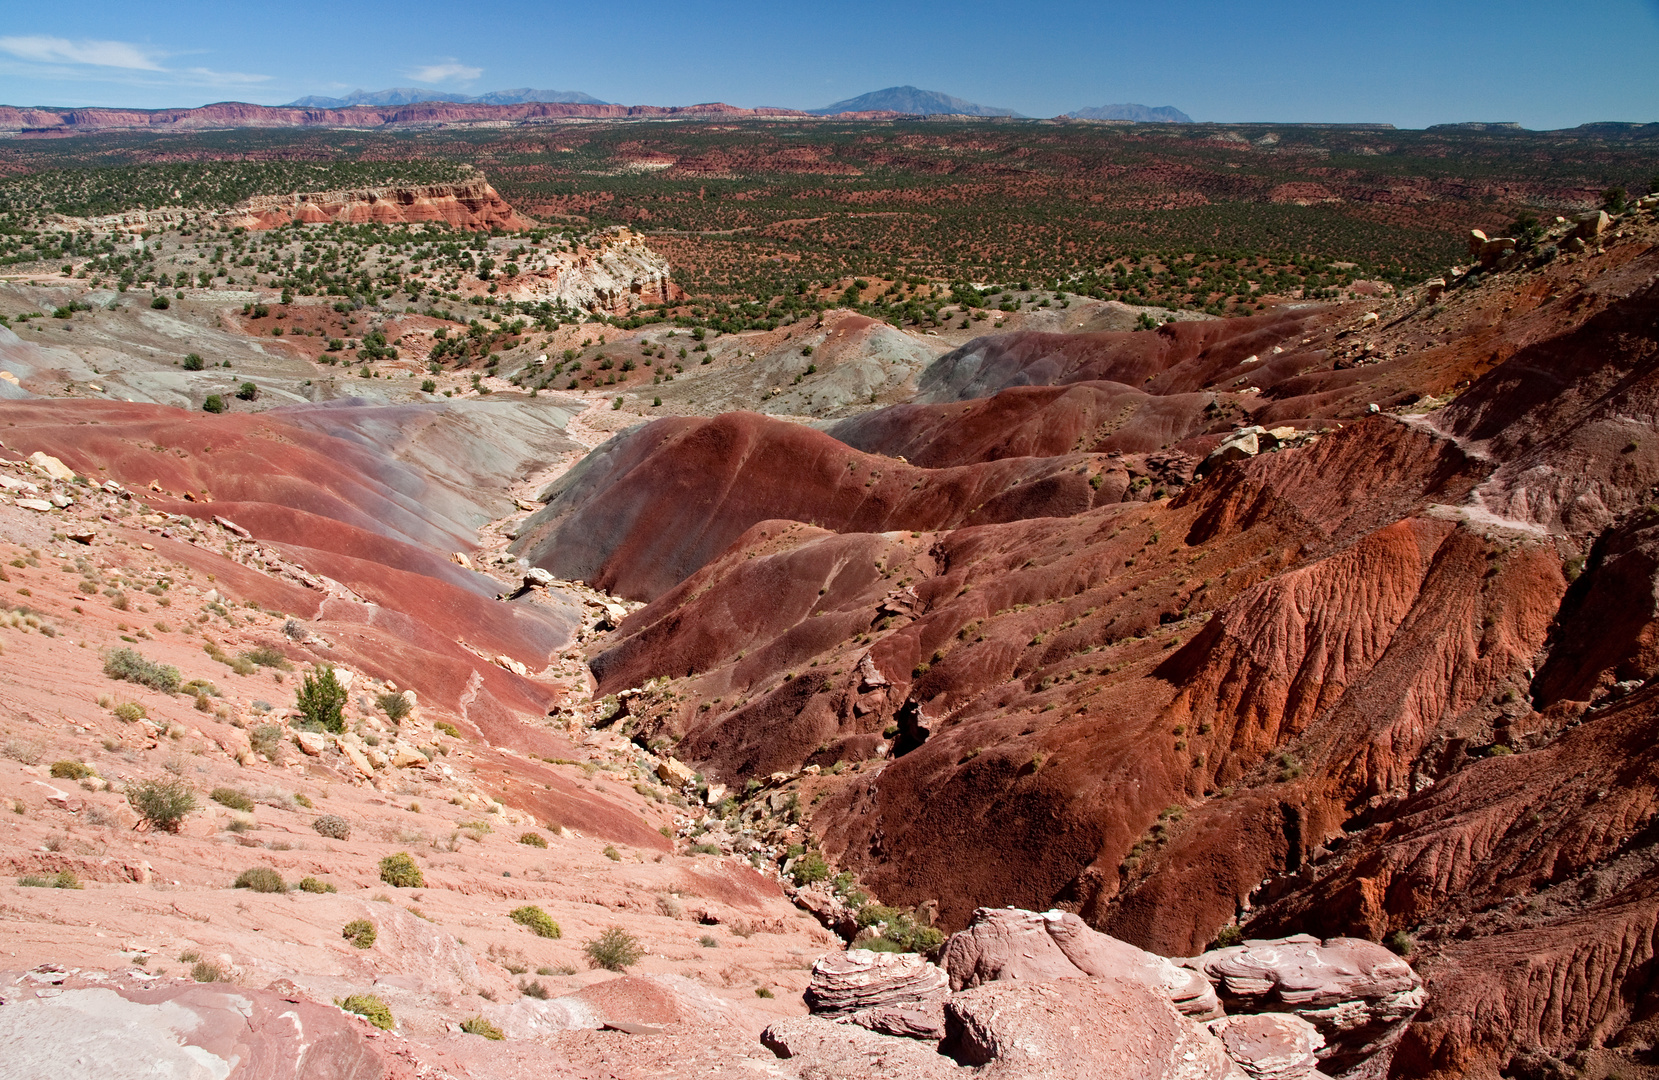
[{"left": 296, "top": 665, "right": 347, "bottom": 733}]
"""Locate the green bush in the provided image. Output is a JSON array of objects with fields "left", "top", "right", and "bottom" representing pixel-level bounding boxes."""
[
  {"left": 459, "top": 1015, "right": 503, "bottom": 1040},
  {"left": 789, "top": 849, "right": 829, "bottom": 887},
  {"left": 236, "top": 381, "right": 259, "bottom": 401},
  {"left": 855, "top": 904, "right": 944, "bottom": 954},
  {"left": 1213, "top": 925, "right": 1245, "bottom": 948},
  {"left": 103, "top": 648, "right": 181, "bottom": 693},
  {"left": 342, "top": 919, "right": 376, "bottom": 948},
  {"left": 434, "top": 720, "right": 459, "bottom": 738},
  {"left": 510, "top": 905, "right": 561, "bottom": 938},
  {"left": 127, "top": 777, "right": 196, "bottom": 832},
  {"left": 518, "top": 831, "right": 547, "bottom": 848},
  {"left": 210, "top": 786, "right": 253, "bottom": 811},
  {"left": 295, "top": 666, "right": 347, "bottom": 733},
  {"left": 182, "top": 353, "right": 205, "bottom": 371},
  {"left": 337, "top": 993, "right": 394, "bottom": 1030},
  {"left": 234, "top": 866, "right": 286, "bottom": 893},
  {"left": 202, "top": 395, "right": 226, "bottom": 414},
  {"left": 297, "top": 876, "right": 336, "bottom": 893},
  {"left": 49, "top": 760, "right": 92, "bottom": 780},
  {"left": 583, "top": 926, "right": 644, "bottom": 972},
  {"left": 1386, "top": 930, "right": 1414, "bottom": 957},
  {"left": 113, "top": 701, "right": 147, "bottom": 722},
  {"left": 376, "top": 692, "right": 411, "bottom": 723},
  {"left": 313, "top": 815, "right": 351, "bottom": 840},
  {"left": 379, "top": 852, "right": 423, "bottom": 888},
  {"left": 151, "top": 295, "right": 170, "bottom": 310}
]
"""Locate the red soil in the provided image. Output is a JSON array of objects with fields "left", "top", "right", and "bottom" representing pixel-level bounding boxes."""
[{"left": 554, "top": 219, "right": 1659, "bottom": 1078}]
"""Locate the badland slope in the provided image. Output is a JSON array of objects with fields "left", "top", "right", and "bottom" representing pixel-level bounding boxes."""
[{"left": 531, "top": 205, "right": 1659, "bottom": 1078}]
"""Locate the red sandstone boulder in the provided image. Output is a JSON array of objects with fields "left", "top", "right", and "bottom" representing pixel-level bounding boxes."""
[
  {"left": 941, "top": 907, "right": 1221, "bottom": 1019},
  {"left": 940, "top": 978, "right": 1239, "bottom": 1079},
  {"left": 1190, "top": 935, "right": 1422, "bottom": 1076},
  {"left": 1208, "top": 1013, "right": 1327, "bottom": 1080},
  {"left": 805, "top": 948, "right": 951, "bottom": 1039}
]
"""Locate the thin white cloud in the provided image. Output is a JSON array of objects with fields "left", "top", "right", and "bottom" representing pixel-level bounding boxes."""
[
  {"left": 0, "top": 35, "right": 164, "bottom": 71},
  {"left": 182, "top": 67, "right": 271, "bottom": 84},
  {"left": 408, "top": 60, "right": 483, "bottom": 84},
  {"left": 0, "top": 36, "right": 271, "bottom": 89}
]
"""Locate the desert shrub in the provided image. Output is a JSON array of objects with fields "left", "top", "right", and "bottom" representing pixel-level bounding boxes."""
[
  {"left": 583, "top": 926, "right": 644, "bottom": 972},
  {"left": 248, "top": 723, "right": 283, "bottom": 756},
  {"left": 519, "top": 979, "right": 550, "bottom": 999},
  {"left": 342, "top": 919, "right": 377, "bottom": 949},
  {"left": 434, "top": 720, "right": 459, "bottom": 738},
  {"left": 602, "top": 844, "right": 622, "bottom": 862},
  {"left": 459, "top": 1015, "right": 504, "bottom": 1040},
  {"left": 202, "top": 395, "right": 226, "bottom": 414},
  {"left": 1213, "top": 925, "right": 1245, "bottom": 948},
  {"left": 337, "top": 993, "right": 394, "bottom": 1030},
  {"left": 210, "top": 786, "right": 254, "bottom": 811},
  {"left": 18, "top": 870, "right": 82, "bottom": 889},
  {"left": 312, "top": 814, "right": 351, "bottom": 840},
  {"left": 49, "top": 760, "right": 92, "bottom": 780},
  {"left": 379, "top": 852, "right": 423, "bottom": 888},
  {"left": 509, "top": 905, "right": 561, "bottom": 939},
  {"left": 127, "top": 777, "right": 196, "bottom": 832},
  {"left": 755, "top": 987, "right": 775, "bottom": 998},
  {"left": 234, "top": 866, "right": 286, "bottom": 893},
  {"left": 376, "top": 692, "right": 411, "bottom": 723},
  {"left": 1386, "top": 930, "right": 1414, "bottom": 957},
  {"left": 297, "top": 876, "right": 336, "bottom": 893},
  {"left": 241, "top": 645, "right": 288, "bottom": 668},
  {"left": 113, "top": 701, "right": 147, "bottom": 722},
  {"left": 518, "top": 831, "right": 547, "bottom": 848},
  {"left": 855, "top": 904, "right": 944, "bottom": 954},
  {"left": 699, "top": 934, "right": 718, "bottom": 948},
  {"left": 182, "top": 353, "right": 205, "bottom": 371},
  {"left": 295, "top": 665, "right": 347, "bottom": 733},
  {"left": 104, "top": 647, "right": 181, "bottom": 693},
  {"left": 789, "top": 849, "right": 829, "bottom": 887},
  {"left": 293, "top": 792, "right": 314, "bottom": 809},
  {"left": 192, "top": 960, "right": 224, "bottom": 982}
]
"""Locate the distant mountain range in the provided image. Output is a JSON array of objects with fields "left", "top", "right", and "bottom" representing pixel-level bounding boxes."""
[
  {"left": 809, "top": 86, "right": 1023, "bottom": 117},
  {"left": 285, "top": 87, "right": 610, "bottom": 108},
  {"left": 1067, "top": 103, "right": 1193, "bottom": 123}
]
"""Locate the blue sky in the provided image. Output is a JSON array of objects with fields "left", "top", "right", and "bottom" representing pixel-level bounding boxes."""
[{"left": 0, "top": 0, "right": 1655, "bottom": 128}]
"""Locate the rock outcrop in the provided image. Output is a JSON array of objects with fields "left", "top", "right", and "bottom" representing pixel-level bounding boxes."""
[
  {"left": 805, "top": 948, "right": 951, "bottom": 1038},
  {"left": 779, "top": 911, "right": 1418, "bottom": 1079},
  {"left": 46, "top": 169, "right": 530, "bottom": 234},
  {"left": 1191, "top": 935, "right": 1423, "bottom": 1075},
  {"left": 1208, "top": 1013, "right": 1326, "bottom": 1080},
  {"left": 941, "top": 907, "right": 1220, "bottom": 1018},
  {"left": 939, "top": 978, "right": 1239, "bottom": 1079},
  {"left": 499, "top": 227, "right": 682, "bottom": 314}
]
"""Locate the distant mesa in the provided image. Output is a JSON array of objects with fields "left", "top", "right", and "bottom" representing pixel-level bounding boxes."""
[
  {"left": 1425, "top": 121, "right": 1524, "bottom": 131},
  {"left": 286, "top": 87, "right": 611, "bottom": 108},
  {"left": 809, "top": 86, "right": 1023, "bottom": 118},
  {"left": 1066, "top": 103, "right": 1194, "bottom": 123}
]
